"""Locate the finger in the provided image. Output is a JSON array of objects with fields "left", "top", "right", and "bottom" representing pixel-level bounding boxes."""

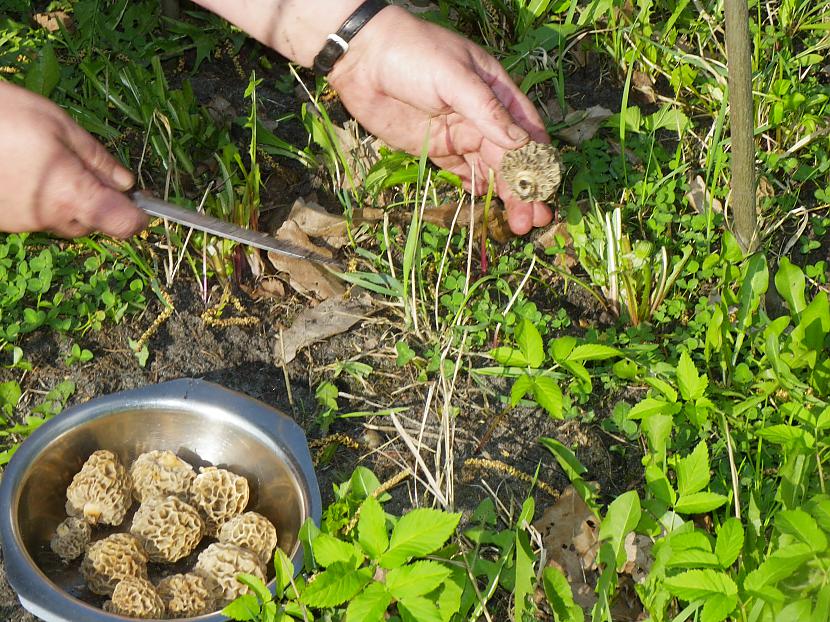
[
  {"left": 49, "top": 219, "right": 94, "bottom": 239},
  {"left": 532, "top": 201, "right": 553, "bottom": 228},
  {"left": 498, "top": 176, "right": 535, "bottom": 235},
  {"left": 440, "top": 60, "right": 530, "bottom": 151},
  {"left": 61, "top": 119, "right": 135, "bottom": 191}
]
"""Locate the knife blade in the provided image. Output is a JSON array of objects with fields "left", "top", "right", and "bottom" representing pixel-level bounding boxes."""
[{"left": 132, "top": 192, "right": 341, "bottom": 268}]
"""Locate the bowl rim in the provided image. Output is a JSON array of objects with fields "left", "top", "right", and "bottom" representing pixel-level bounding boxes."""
[{"left": 0, "top": 378, "right": 321, "bottom": 622}]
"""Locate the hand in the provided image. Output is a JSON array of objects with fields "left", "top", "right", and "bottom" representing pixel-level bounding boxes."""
[
  {"left": 0, "top": 82, "right": 147, "bottom": 238},
  {"left": 328, "top": 5, "right": 553, "bottom": 235}
]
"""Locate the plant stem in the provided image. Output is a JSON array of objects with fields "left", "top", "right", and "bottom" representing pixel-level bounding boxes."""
[{"left": 724, "top": 0, "right": 758, "bottom": 253}]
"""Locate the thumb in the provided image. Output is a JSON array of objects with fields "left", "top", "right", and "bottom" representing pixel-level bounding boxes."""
[
  {"left": 441, "top": 65, "right": 529, "bottom": 150},
  {"left": 61, "top": 118, "right": 135, "bottom": 191}
]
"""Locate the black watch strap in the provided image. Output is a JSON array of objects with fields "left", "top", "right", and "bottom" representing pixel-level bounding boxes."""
[{"left": 312, "top": 0, "right": 389, "bottom": 75}]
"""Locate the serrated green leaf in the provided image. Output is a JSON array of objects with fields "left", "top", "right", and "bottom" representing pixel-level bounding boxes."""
[
  {"left": 25, "top": 43, "right": 60, "bottom": 97},
  {"left": 300, "top": 562, "right": 372, "bottom": 607},
  {"left": 676, "top": 441, "right": 710, "bottom": 496},
  {"left": 627, "top": 397, "right": 678, "bottom": 420},
  {"left": 756, "top": 424, "right": 815, "bottom": 448},
  {"left": 675, "top": 492, "right": 728, "bottom": 514},
  {"left": 345, "top": 581, "right": 391, "bottom": 622},
  {"left": 236, "top": 573, "right": 271, "bottom": 604},
  {"left": 358, "top": 496, "right": 388, "bottom": 559},
  {"left": 385, "top": 560, "right": 451, "bottom": 600},
  {"left": 806, "top": 496, "right": 830, "bottom": 532},
  {"left": 516, "top": 319, "right": 544, "bottom": 368},
  {"left": 599, "top": 490, "right": 641, "bottom": 569},
  {"left": 642, "top": 376, "right": 678, "bottom": 402},
  {"left": 777, "top": 509, "right": 828, "bottom": 552},
  {"left": 398, "top": 595, "right": 443, "bottom": 622},
  {"left": 491, "top": 346, "right": 529, "bottom": 367},
  {"left": 510, "top": 374, "right": 533, "bottom": 406},
  {"left": 775, "top": 257, "right": 807, "bottom": 318},
  {"left": 701, "top": 592, "right": 739, "bottom": 622},
  {"left": 743, "top": 543, "right": 812, "bottom": 598},
  {"left": 436, "top": 576, "right": 463, "bottom": 622},
  {"left": 380, "top": 509, "right": 461, "bottom": 569},
  {"left": 665, "top": 548, "right": 721, "bottom": 568},
  {"left": 676, "top": 351, "right": 708, "bottom": 401},
  {"left": 551, "top": 335, "right": 577, "bottom": 361},
  {"left": 273, "top": 548, "right": 294, "bottom": 600},
  {"left": 312, "top": 532, "right": 363, "bottom": 567},
  {"left": 714, "top": 518, "right": 744, "bottom": 568},
  {"left": 222, "top": 593, "right": 261, "bottom": 621},
  {"left": 542, "top": 566, "right": 583, "bottom": 622},
  {"left": 566, "top": 343, "right": 621, "bottom": 361},
  {"left": 664, "top": 569, "right": 738, "bottom": 601},
  {"left": 532, "top": 375, "right": 563, "bottom": 418}
]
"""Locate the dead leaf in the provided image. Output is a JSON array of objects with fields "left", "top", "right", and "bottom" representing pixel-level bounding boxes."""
[
  {"left": 275, "top": 291, "right": 375, "bottom": 364},
  {"left": 533, "top": 221, "right": 576, "bottom": 269},
  {"left": 244, "top": 277, "right": 285, "bottom": 300},
  {"left": 267, "top": 221, "right": 345, "bottom": 300},
  {"left": 33, "top": 11, "right": 73, "bottom": 32},
  {"left": 632, "top": 71, "right": 657, "bottom": 104},
  {"left": 534, "top": 486, "right": 601, "bottom": 579},
  {"left": 555, "top": 105, "right": 613, "bottom": 146},
  {"left": 330, "top": 120, "right": 384, "bottom": 190},
  {"left": 287, "top": 197, "right": 351, "bottom": 248},
  {"left": 423, "top": 203, "right": 515, "bottom": 244},
  {"left": 686, "top": 175, "right": 723, "bottom": 214},
  {"left": 622, "top": 533, "right": 653, "bottom": 583}
]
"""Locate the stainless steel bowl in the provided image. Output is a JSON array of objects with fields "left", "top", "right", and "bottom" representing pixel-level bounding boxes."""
[{"left": 0, "top": 378, "right": 321, "bottom": 622}]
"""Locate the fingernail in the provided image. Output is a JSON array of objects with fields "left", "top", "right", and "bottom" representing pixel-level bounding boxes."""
[
  {"left": 112, "top": 167, "right": 134, "bottom": 190},
  {"left": 508, "top": 125, "right": 529, "bottom": 143}
]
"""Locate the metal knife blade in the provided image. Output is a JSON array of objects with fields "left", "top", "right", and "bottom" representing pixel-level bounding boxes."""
[{"left": 132, "top": 192, "right": 341, "bottom": 268}]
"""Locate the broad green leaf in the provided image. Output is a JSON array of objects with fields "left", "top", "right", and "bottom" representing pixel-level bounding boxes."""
[
  {"left": 675, "top": 492, "right": 729, "bottom": 514},
  {"left": 539, "top": 437, "right": 588, "bottom": 478},
  {"left": 358, "top": 496, "right": 389, "bottom": 559},
  {"left": 735, "top": 254, "right": 769, "bottom": 330},
  {"left": 380, "top": 509, "right": 461, "bottom": 568},
  {"left": 385, "top": 561, "right": 451, "bottom": 600},
  {"left": 643, "top": 376, "right": 678, "bottom": 402},
  {"left": 665, "top": 548, "right": 721, "bottom": 568},
  {"left": 567, "top": 344, "right": 621, "bottom": 361},
  {"left": 312, "top": 532, "right": 362, "bottom": 567},
  {"left": 743, "top": 543, "right": 812, "bottom": 597},
  {"left": 664, "top": 569, "right": 738, "bottom": 602},
  {"left": 775, "top": 257, "right": 807, "bottom": 317},
  {"left": 777, "top": 509, "right": 828, "bottom": 552},
  {"left": 806, "top": 496, "right": 830, "bottom": 532},
  {"left": 551, "top": 336, "right": 577, "bottom": 361},
  {"left": 645, "top": 463, "right": 676, "bottom": 505},
  {"left": 436, "top": 575, "right": 463, "bottom": 622},
  {"left": 756, "top": 424, "right": 815, "bottom": 449},
  {"left": 273, "top": 548, "right": 294, "bottom": 600},
  {"left": 510, "top": 374, "right": 533, "bottom": 406},
  {"left": 514, "top": 527, "right": 535, "bottom": 622},
  {"left": 532, "top": 375, "right": 563, "bottom": 419},
  {"left": 599, "top": 490, "right": 641, "bottom": 569},
  {"left": 300, "top": 562, "right": 372, "bottom": 607},
  {"left": 642, "top": 413, "right": 673, "bottom": 463},
  {"left": 542, "top": 566, "right": 583, "bottom": 622},
  {"left": 491, "top": 346, "right": 528, "bottom": 367},
  {"left": 812, "top": 585, "right": 830, "bottom": 622},
  {"left": 351, "top": 467, "right": 382, "bottom": 499},
  {"left": 714, "top": 519, "right": 744, "bottom": 568},
  {"left": 345, "top": 581, "right": 391, "bottom": 622},
  {"left": 398, "top": 595, "right": 443, "bottom": 622},
  {"left": 222, "top": 593, "right": 261, "bottom": 621},
  {"left": 627, "top": 397, "right": 679, "bottom": 420},
  {"left": 777, "top": 599, "right": 812, "bottom": 622},
  {"left": 791, "top": 291, "right": 830, "bottom": 353},
  {"left": 25, "top": 43, "right": 60, "bottom": 97},
  {"left": 676, "top": 441, "right": 710, "bottom": 496},
  {"left": 516, "top": 319, "right": 544, "bottom": 368},
  {"left": 676, "top": 351, "right": 708, "bottom": 401},
  {"left": 701, "top": 592, "right": 739, "bottom": 622},
  {"left": 236, "top": 574, "right": 271, "bottom": 604}
]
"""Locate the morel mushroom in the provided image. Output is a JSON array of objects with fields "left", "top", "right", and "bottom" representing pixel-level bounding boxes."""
[
  {"left": 65, "top": 450, "right": 133, "bottom": 526},
  {"left": 157, "top": 573, "right": 215, "bottom": 618},
  {"left": 218, "top": 511, "right": 277, "bottom": 566},
  {"left": 103, "top": 576, "right": 166, "bottom": 619},
  {"left": 81, "top": 533, "right": 148, "bottom": 596},
  {"left": 194, "top": 543, "right": 265, "bottom": 604},
  {"left": 500, "top": 142, "right": 562, "bottom": 203},
  {"left": 189, "top": 467, "right": 249, "bottom": 535},
  {"left": 130, "top": 450, "right": 196, "bottom": 503},
  {"left": 130, "top": 495, "right": 204, "bottom": 563},
  {"left": 49, "top": 517, "right": 91, "bottom": 562}
]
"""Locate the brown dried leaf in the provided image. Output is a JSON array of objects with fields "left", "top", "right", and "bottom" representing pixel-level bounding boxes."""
[
  {"left": 632, "top": 71, "right": 657, "bottom": 104},
  {"left": 275, "top": 291, "right": 375, "bottom": 364},
  {"left": 330, "top": 120, "right": 384, "bottom": 190},
  {"left": 534, "top": 486, "right": 600, "bottom": 580},
  {"left": 533, "top": 221, "right": 576, "bottom": 269},
  {"left": 423, "top": 203, "right": 515, "bottom": 244},
  {"left": 33, "top": 11, "right": 73, "bottom": 32},
  {"left": 287, "top": 197, "right": 351, "bottom": 248},
  {"left": 267, "top": 221, "right": 345, "bottom": 300},
  {"left": 686, "top": 175, "right": 723, "bottom": 214},
  {"left": 555, "top": 106, "right": 613, "bottom": 146}
]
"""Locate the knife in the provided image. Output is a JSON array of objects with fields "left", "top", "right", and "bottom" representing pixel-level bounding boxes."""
[{"left": 132, "top": 192, "right": 341, "bottom": 268}]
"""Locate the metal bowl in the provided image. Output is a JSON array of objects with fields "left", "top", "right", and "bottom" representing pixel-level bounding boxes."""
[{"left": 0, "top": 378, "right": 321, "bottom": 622}]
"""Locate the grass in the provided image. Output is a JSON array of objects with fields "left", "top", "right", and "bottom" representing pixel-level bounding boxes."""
[{"left": 2, "top": 0, "right": 830, "bottom": 620}]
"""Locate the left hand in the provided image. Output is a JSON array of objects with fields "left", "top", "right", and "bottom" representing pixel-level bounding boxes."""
[{"left": 328, "top": 5, "right": 553, "bottom": 235}]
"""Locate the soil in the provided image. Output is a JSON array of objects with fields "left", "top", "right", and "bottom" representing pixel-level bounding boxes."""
[{"left": 0, "top": 17, "right": 644, "bottom": 622}]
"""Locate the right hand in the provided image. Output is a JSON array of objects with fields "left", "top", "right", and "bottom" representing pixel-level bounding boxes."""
[{"left": 0, "top": 81, "right": 147, "bottom": 238}]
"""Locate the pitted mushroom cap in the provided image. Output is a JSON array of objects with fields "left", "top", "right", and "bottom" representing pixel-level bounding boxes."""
[
  {"left": 49, "top": 517, "right": 92, "bottom": 562},
  {"left": 500, "top": 142, "right": 562, "bottom": 202},
  {"left": 103, "top": 576, "right": 166, "bottom": 619},
  {"left": 194, "top": 543, "right": 266, "bottom": 604},
  {"left": 157, "top": 573, "right": 215, "bottom": 618},
  {"left": 65, "top": 450, "right": 133, "bottom": 526},
  {"left": 218, "top": 511, "right": 278, "bottom": 566},
  {"left": 130, "top": 496, "right": 204, "bottom": 563},
  {"left": 189, "top": 467, "right": 249, "bottom": 535},
  {"left": 130, "top": 450, "right": 196, "bottom": 503},
  {"left": 81, "top": 533, "right": 148, "bottom": 596}
]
